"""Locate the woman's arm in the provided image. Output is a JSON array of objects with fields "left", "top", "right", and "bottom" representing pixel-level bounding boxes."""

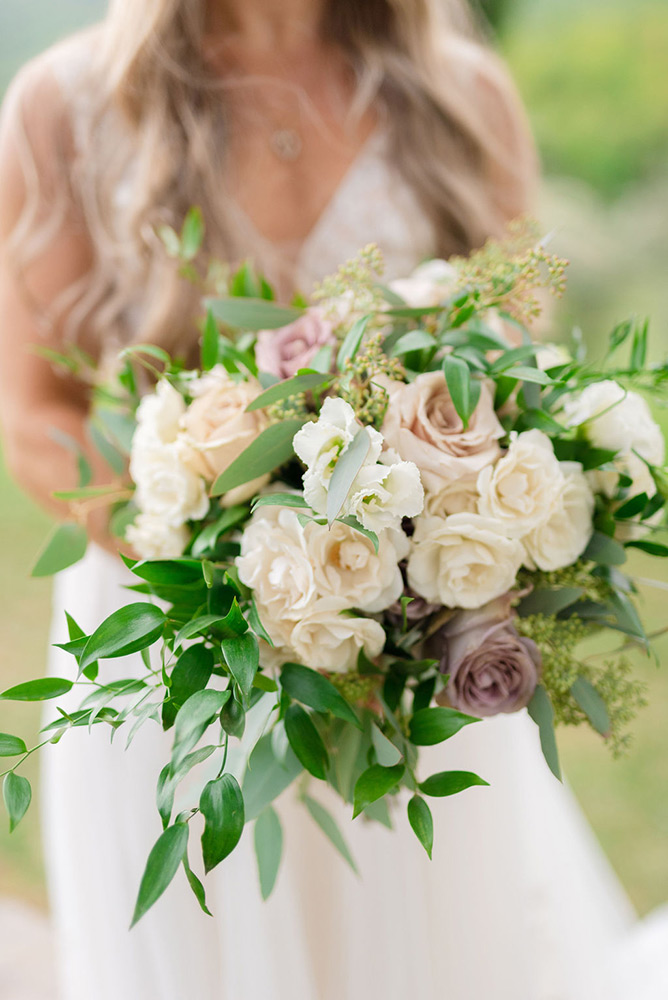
[{"left": 0, "top": 62, "right": 123, "bottom": 552}]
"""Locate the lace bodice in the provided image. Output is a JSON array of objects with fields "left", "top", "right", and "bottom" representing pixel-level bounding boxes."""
[{"left": 45, "top": 35, "right": 437, "bottom": 302}]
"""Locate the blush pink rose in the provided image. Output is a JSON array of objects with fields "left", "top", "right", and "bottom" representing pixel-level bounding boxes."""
[
  {"left": 378, "top": 372, "right": 504, "bottom": 493},
  {"left": 255, "top": 308, "right": 336, "bottom": 380}
]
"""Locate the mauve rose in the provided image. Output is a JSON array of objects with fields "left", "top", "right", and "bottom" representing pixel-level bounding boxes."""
[
  {"left": 255, "top": 307, "right": 336, "bottom": 379},
  {"left": 427, "top": 595, "right": 541, "bottom": 717}
]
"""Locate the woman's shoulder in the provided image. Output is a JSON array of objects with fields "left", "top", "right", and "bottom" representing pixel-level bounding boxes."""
[{"left": 1, "top": 28, "right": 103, "bottom": 149}]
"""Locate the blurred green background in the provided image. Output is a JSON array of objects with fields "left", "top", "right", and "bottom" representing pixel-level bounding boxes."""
[{"left": 1, "top": 0, "right": 667, "bottom": 916}]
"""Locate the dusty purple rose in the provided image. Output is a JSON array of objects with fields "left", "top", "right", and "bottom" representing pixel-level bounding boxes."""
[
  {"left": 255, "top": 308, "right": 336, "bottom": 380},
  {"left": 428, "top": 595, "right": 541, "bottom": 717}
]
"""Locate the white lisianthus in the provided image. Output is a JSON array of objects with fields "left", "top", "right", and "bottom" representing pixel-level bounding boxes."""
[
  {"left": 536, "top": 343, "right": 571, "bottom": 371},
  {"left": 236, "top": 508, "right": 318, "bottom": 635},
  {"left": 388, "top": 258, "right": 457, "bottom": 308},
  {"left": 562, "top": 380, "right": 664, "bottom": 466},
  {"left": 132, "top": 379, "right": 186, "bottom": 451},
  {"left": 424, "top": 476, "right": 480, "bottom": 517},
  {"left": 345, "top": 453, "right": 424, "bottom": 532},
  {"left": 130, "top": 442, "right": 209, "bottom": 527},
  {"left": 407, "top": 512, "right": 524, "bottom": 609},
  {"left": 307, "top": 520, "right": 409, "bottom": 613},
  {"left": 287, "top": 597, "right": 386, "bottom": 672},
  {"left": 125, "top": 513, "right": 189, "bottom": 560},
  {"left": 295, "top": 400, "right": 423, "bottom": 531},
  {"left": 293, "top": 397, "right": 375, "bottom": 472},
  {"left": 477, "top": 430, "right": 564, "bottom": 537},
  {"left": 523, "top": 463, "right": 595, "bottom": 571}
]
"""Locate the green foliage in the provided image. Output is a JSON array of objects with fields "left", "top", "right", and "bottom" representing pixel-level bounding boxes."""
[
  {"left": 200, "top": 774, "right": 245, "bottom": 873},
  {"left": 131, "top": 823, "right": 189, "bottom": 927},
  {"left": 254, "top": 806, "right": 283, "bottom": 900},
  {"left": 3, "top": 773, "right": 32, "bottom": 833},
  {"left": 407, "top": 795, "right": 433, "bottom": 859},
  {"left": 505, "top": 4, "right": 668, "bottom": 197},
  {"left": 31, "top": 522, "right": 87, "bottom": 577},
  {"left": 408, "top": 707, "right": 479, "bottom": 746}
]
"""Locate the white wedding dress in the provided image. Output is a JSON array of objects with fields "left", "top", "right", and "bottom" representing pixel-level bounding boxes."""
[{"left": 24, "top": 35, "right": 668, "bottom": 1000}]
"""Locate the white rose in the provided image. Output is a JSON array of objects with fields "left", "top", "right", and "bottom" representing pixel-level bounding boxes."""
[
  {"left": 133, "top": 380, "right": 186, "bottom": 451},
  {"left": 388, "top": 258, "right": 457, "bottom": 308},
  {"left": 130, "top": 442, "right": 209, "bottom": 526},
  {"left": 287, "top": 597, "right": 386, "bottom": 672},
  {"left": 523, "top": 463, "right": 594, "bottom": 571},
  {"left": 307, "top": 520, "right": 409, "bottom": 613},
  {"left": 477, "top": 430, "right": 564, "bottom": 537},
  {"left": 125, "top": 513, "right": 189, "bottom": 560},
  {"left": 236, "top": 508, "right": 318, "bottom": 635},
  {"left": 345, "top": 454, "right": 424, "bottom": 532},
  {"left": 563, "top": 381, "right": 664, "bottom": 466},
  {"left": 424, "top": 476, "right": 480, "bottom": 517},
  {"left": 407, "top": 512, "right": 524, "bottom": 610}
]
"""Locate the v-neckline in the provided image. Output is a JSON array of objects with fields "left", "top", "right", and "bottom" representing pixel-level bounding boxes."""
[{"left": 229, "top": 125, "right": 386, "bottom": 270}]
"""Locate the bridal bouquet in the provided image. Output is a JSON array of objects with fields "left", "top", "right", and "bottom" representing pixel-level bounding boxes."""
[{"left": 2, "top": 218, "right": 666, "bottom": 923}]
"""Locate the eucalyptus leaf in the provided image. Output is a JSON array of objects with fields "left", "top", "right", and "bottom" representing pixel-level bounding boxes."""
[
  {"left": 527, "top": 684, "right": 561, "bottom": 781},
  {"left": 303, "top": 795, "right": 358, "bottom": 873},
  {"left": 337, "top": 314, "right": 371, "bottom": 371},
  {"left": 207, "top": 296, "right": 303, "bottom": 331},
  {"left": 407, "top": 794, "right": 433, "bottom": 859},
  {"left": 171, "top": 689, "right": 230, "bottom": 771},
  {"left": 2, "top": 772, "right": 32, "bottom": 833},
  {"left": 243, "top": 733, "right": 303, "bottom": 822},
  {"left": 246, "top": 372, "right": 334, "bottom": 411},
  {"left": 254, "top": 806, "right": 283, "bottom": 900},
  {"left": 211, "top": 420, "right": 305, "bottom": 497},
  {"left": 200, "top": 773, "right": 245, "bottom": 873},
  {"left": 327, "top": 427, "right": 370, "bottom": 524},
  {"left": 409, "top": 706, "right": 479, "bottom": 746},
  {"left": 182, "top": 856, "right": 213, "bottom": 917},
  {"left": 0, "top": 678, "right": 73, "bottom": 702},
  {"left": 222, "top": 633, "right": 259, "bottom": 699},
  {"left": 131, "top": 823, "right": 189, "bottom": 927},
  {"left": 31, "top": 522, "right": 88, "bottom": 578},
  {"left": 371, "top": 724, "right": 403, "bottom": 766},
  {"left": 571, "top": 677, "right": 611, "bottom": 736},
  {"left": 200, "top": 309, "right": 220, "bottom": 371},
  {"left": 79, "top": 603, "right": 166, "bottom": 674},
  {"left": 284, "top": 704, "right": 329, "bottom": 780},
  {"left": 280, "top": 662, "right": 360, "bottom": 728},
  {"left": 352, "top": 763, "right": 405, "bottom": 819},
  {"left": 418, "top": 770, "right": 489, "bottom": 797}
]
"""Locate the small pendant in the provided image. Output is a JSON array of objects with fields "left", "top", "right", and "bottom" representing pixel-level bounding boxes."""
[{"left": 271, "top": 128, "right": 303, "bottom": 161}]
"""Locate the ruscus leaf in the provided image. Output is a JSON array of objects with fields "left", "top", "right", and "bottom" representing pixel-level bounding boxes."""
[
  {"left": 131, "top": 823, "right": 189, "bottom": 927},
  {"left": 200, "top": 774, "right": 245, "bottom": 873},
  {"left": 407, "top": 794, "right": 433, "bottom": 859},
  {"left": 254, "top": 806, "right": 283, "bottom": 900}
]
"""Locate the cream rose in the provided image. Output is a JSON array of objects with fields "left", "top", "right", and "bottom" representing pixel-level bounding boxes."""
[
  {"left": 179, "top": 370, "right": 269, "bottom": 504},
  {"left": 477, "top": 430, "right": 564, "bottom": 537},
  {"left": 379, "top": 371, "right": 504, "bottom": 493},
  {"left": 287, "top": 597, "right": 386, "bottom": 672},
  {"left": 236, "top": 507, "right": 318, "bottom": 637},
  {"left": 407, "top": 512, "right": 524, "bottom": 609},
  {"left": 388, "top": 258, "right": 457, "bottom": 308},
  {"left": 424, "top": 475, "right": 480, "bottom": 517},
  {"left": 125, "top": 513, "right": 189, "bottom": 560},
  {"left": 562, "top": 380, "right": 664, "bottom": 466},
  {"left": 307, "top": 521, "right": 409, "bottom": 613},
  {"left": 522, "top": 462, "right": 594, "bottom": 571},
  {"left": 130, "top": 442, "right": 209, "bottom": 527}
]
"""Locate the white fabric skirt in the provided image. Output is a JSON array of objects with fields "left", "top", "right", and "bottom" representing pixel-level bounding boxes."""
[{"left": 42, "top": 545, "right": 668, "bottom": 1000}]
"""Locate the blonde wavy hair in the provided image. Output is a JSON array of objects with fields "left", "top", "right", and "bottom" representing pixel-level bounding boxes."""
[{"left": 4, "top": 0, "right": 536, "bottom": 360}]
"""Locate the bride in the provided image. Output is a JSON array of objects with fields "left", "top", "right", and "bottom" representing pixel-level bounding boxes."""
[{"left": 0, "top": 1, "right": 666, "bottom": 998}]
